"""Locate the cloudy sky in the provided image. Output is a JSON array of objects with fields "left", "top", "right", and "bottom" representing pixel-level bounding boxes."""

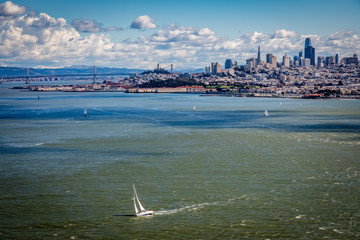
[{"left": 0, "top": 0, "right": 359, "bottom": 70}]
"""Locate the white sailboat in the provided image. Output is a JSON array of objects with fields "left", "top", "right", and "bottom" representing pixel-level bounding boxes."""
[
  {"left": 133, "top": 185, "right": 153, "bottom": 216},
  {"left": 84, "top": 107, "right": 87, "bottom": 117},
  {"left": 264, "top": 108, "right": 269, "bottom": 117},
  {"left": 193, "top": 105, "right": 196, "bottom": 111}
]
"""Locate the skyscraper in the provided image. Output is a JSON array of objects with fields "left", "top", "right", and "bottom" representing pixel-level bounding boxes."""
[
  {"left": 266, "top": 53, "right": 277, "bottom": 68},
  {"left": 304, "top": 37, "right": 315, "bottom": 66},
  {"left": 225, "top": 59, "right": 233, "bottom": 69},
  {"left": 211, "top": 62, "right": 221, "bottom": 74},
  {"left": 283, "top": 54, "right": 290, "bottom": 68},
  {"left": 257, "top": 45, "right": 261, "bottom": 65}
]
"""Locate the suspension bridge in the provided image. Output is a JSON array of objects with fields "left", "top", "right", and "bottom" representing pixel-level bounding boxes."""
[{"left": 0, "top": 66, "right": 135, "bottom": 84}]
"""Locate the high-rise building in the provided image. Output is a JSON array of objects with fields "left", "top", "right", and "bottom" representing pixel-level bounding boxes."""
[
  {"left": 225, "top": 59, "right": 233, "bottom": 69},
  {"left": 335, "top": 54, "right": 339, "bottom": 64},
  {"left": 326, "top": 56, "right": 335, "bottom": 66},
  {"left": 341, "top": 54, "right": 359, "bottom": 65},
  {"left": 283, "top": 54, "right": 290, "bottom": 68},
  {"left": 246, "top": 58, "right": 257, "bottom": 69},
  {"left": 257, "top": 45, "right": 261, "bottom": 65},
  {"left": 304, "top": 38, "right": 315, "bottom": 66},
  {"left": 266, "top": 53, "right": 277, "bottom": 68},
  {"left": 317, "top": 56, "right": 325, "bottom": 67},
  {"left": 205, "top": 66, "right": 211, "bottom": 73},
  {"left": 301, "top": 58, "right": 310, "bottom": 68},
  {"left": 299, "top": 51, "right": 303, "bottom": 58},
  {"left": 211, "top": 62, "right": 221, "bottom": 74}
]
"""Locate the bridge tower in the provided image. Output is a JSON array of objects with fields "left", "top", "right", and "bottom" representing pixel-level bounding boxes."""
[
  {"left": 26, "top": 68, "right": 30, "bottom": 84},
  {"left": 93, "top": 66, "right": 97, "bottom": 83}
]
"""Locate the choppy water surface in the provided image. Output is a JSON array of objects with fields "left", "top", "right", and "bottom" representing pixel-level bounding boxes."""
[{"left": 1, "top": 84, "right": 359, "bottom": 239}]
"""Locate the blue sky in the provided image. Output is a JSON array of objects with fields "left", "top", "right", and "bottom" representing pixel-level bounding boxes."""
[{"left": 1, "top": 0, "right": 360, "bottom": 69}]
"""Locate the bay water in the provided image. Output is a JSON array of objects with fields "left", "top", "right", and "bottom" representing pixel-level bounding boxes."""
[{"left": 0, "top": 83, "right": 359, "bottom": 239}]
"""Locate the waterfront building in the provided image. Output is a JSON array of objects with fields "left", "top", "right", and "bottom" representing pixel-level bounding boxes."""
[{"left": 225, "top": 59, "right": 233, "bottom": 69}]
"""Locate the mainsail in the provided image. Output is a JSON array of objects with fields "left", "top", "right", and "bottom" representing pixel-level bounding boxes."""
[{"left": 133, "top": 185, "right": 145, "bottom": 213}]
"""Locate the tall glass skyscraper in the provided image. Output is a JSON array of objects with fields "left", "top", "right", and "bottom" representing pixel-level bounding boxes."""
[{"left": 304, "top": 38, "right": 315, "bottom": 66}]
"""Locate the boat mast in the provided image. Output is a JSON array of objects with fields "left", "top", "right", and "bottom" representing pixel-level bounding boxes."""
[{"left": 133, "top": 185, "right": 146, "bottom": 212}]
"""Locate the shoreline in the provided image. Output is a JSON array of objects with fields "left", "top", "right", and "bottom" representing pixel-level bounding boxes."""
[{"left": 9, "top": 85, "right": 360, "bottom": 99}]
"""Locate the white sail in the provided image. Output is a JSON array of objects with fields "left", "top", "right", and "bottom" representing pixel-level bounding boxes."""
[
  {"left": 193, "top": 105, "right": 196, "bottom": 111},
  {"left": 133, "top": 185, "right": 145, "bottom": 212},
  {"left": 264, "top": 108, "right": 269, "bottom": 117},
  {"left": 134, "top": 193, "right": 139, "bottom": 213},
  {"left": 84, "top": 107, "right": 87, "bottom": 116}
]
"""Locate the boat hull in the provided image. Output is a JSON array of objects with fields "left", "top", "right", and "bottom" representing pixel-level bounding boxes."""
[{"left": 136, "top": 210, "right": 153, "bottom": 216}]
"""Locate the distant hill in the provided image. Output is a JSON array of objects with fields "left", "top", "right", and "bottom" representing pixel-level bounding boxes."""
[
  {"left": 0, "top": 66, "right": 145, "bottom": 77},
  {"left": 0, "top": 66, "right": 204, "bottom": 77}
]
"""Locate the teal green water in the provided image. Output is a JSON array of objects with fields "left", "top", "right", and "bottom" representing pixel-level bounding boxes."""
[{"left": 0, "top": 85, "right": 359, "bottom": 239}]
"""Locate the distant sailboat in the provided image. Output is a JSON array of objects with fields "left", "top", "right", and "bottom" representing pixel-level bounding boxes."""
[
  {"left": 264, "top": 108, "right": 269, "bottom": 117},
  {"left": 133, "top": 185, "right": 153, "bottom": 216},
  {"left": 193, "top": 105, "right": 196, "bottom": 111},
  {"left": 84, "top": 107, "right": 87, "bottom": 117}
]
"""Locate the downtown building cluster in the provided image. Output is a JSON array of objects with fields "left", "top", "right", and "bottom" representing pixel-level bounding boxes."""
[
  {"left": 197, "top": 37, "right": 360, "bottom": 98},
  {"left": 206, "top": 38, "right": 358, "bottom": 72}
]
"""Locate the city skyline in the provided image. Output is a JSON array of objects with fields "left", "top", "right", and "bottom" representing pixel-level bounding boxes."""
[{"left": 0, "top": 0, "right": 359, "bottom": 69}]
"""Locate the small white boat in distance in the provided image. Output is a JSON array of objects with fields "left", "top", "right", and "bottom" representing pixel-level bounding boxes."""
[
  {"left": 264, "top": 108, "right": 269, "bottom": 117},
  {"left": 133, "top": 184, "right": 153, "bottom": 217},
  {"left": 193, "top": 105, "right": 196, "bottom": 111},
  {"left": 84, "top": 107, "right": 87, "bottom": 117}
]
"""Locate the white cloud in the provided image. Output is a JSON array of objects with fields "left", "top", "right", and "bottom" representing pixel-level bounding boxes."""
[
  {"left": 71, "top": 18, "right": 123, "bottom": 33},
  {"left": 273, "top": 29, "right": 298, "bottom": 38},
  {"left": 0, "top": 1, "right": 26, "bottom": 17},
  {"left": 71, "top": 19, "right": 102, "bottom": 33},
  {"left": 130, "top": 15, "right": 156, "bottom": 29},
  {"left": 0, "top": 10, "right": 359, "bottom": 69}
]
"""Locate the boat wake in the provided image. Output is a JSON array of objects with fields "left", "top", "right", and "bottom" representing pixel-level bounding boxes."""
[
  {"left": 154, "top": 195, "right": 247, "bottom": 216},
  {"left": 7, "top": 142, "right": 44, "bottom": 148}
]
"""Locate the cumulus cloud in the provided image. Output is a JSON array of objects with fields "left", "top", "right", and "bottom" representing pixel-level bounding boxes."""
[
  {"left": 130, "top": 15, "right": 156, "bottom": 29},
  {"left": 149, "top": 25, "right": 217, "bottom": 44},
  {"left": 273, "top": 29, "right": 298, "bottom": 38},
  {"left": 0, "top": 9, "right": 359, "bottom": 69},
  {"left": 0, "top": 1, "right": 26, "bottom": 20},
  {"left": 71, "top": 19, "right": 102, "bottom": 33},
  {"left": 71, "top": 18, "right": 123, "bottom": 33}
]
